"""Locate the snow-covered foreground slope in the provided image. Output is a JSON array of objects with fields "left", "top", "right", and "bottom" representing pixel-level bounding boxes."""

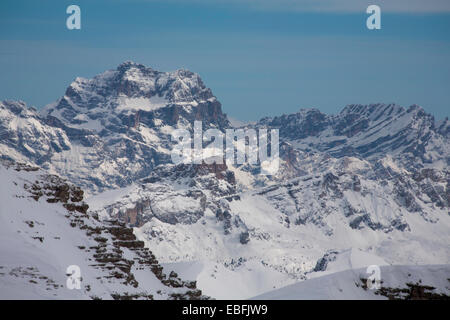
[
  {"left": 0, "top": 162, "right": 205, "bottom": 299},
  {"left": 160, "top": 250, "right": 388, "bottom": 299},
  {"left": 251, "top": 264, "right": 450, "bottom": 300}
]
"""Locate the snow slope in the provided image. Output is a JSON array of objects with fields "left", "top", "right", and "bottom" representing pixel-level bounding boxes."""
[
  {"left": 252, "top": 264, "right": 450, "bottom": 300},
  {"left": 0, "top": 161, "right": 204, "bottom": 300}
]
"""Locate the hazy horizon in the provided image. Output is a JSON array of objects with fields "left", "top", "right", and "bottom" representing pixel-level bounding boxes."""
[{"left": 1, "top": 0, "right": 449, "bottom": 121}]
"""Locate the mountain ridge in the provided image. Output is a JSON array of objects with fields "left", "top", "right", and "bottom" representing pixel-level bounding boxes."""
[{"left": 1, "top": 62, "right": 449, "bottom": 299}]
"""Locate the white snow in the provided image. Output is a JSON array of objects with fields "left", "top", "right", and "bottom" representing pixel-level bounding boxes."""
[
  {"left": 252, "top": 264, "right": 450, "bottom": 300},
  {"left": 0, "top": 164, "right": 193, "bottom": 299},
  {"left": 116, "top": 95, "right": 168, "bottom": 113}
]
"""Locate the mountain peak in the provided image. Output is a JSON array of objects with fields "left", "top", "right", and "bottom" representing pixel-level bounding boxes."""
[
  {"left": 115, "top": 61, "right": 158, "bottom": 80},
  {"left": 1, "top": 100, "right": 37, "bottom": 116},
  {"left": 297, "top": 107, "right": 323, "bottom": 115},
  {"left": 117, "top": 60, "right": 145, "bottom": 69},
  {"left": 41, "top": 62, "right": 219, "bottom": 130}
]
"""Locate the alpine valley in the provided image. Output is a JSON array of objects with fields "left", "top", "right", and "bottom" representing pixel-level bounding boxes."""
[{"left": 0, "top": 62, "right": 449, "bottom": 299}]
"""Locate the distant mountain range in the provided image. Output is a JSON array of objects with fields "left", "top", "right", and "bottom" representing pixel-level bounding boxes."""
[{"left": 0, "top": 62, "right": 449, "bottom": 299}]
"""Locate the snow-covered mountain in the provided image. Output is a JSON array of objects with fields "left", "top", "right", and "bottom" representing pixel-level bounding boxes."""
[
  {"left": 257, "top": 103, "right": 449, "bottom": 166},
  {"left": 1, "top": 62, "right": 229, "bottom": 193},
  {"left": 0, "top": 62, "right": 449, "bottom": 299},
  {"left": 87, "top": 154, "right": 449, "bottom": 298}
]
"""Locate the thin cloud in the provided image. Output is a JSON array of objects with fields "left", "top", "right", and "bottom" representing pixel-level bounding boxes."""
[
  {"left": 279, "top": 0, "right": 450, "bottom": 13},
  {"left": 141, "top": 0, "right": 450, "bottom": 13}
]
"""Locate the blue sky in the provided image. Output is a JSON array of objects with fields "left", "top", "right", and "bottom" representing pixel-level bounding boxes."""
[{"left": 0, "top": 0, "right": 449, "bottom": 121}]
